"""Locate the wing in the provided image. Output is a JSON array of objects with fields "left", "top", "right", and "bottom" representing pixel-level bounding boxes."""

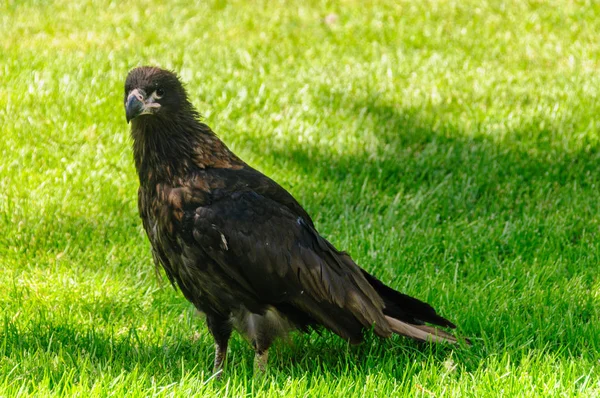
[
  {"left": 200, "top": 166, "right": 316, "bottom": 228},
  {"left": 192, "top": 190, "right": 392, "bottom": 341},
  {"left": 137, "top": 164, "right": 315, "bottom": 292}
]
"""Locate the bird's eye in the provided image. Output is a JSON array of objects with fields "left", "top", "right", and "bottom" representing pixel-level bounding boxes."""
[{"left": 155, "top": 88, "right": 165, "bottom": 98}]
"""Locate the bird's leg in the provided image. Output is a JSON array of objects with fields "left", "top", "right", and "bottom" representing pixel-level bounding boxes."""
[
  {"left": 251, "top": 334, "right": 273, "bottom": 375},
  {"left": 205, "top": 312, "right": 232, "bottom": 377},
  {"left": 246, "top": 312, "right": 277, "bottom": 375},
  {"left": 213, "top": 340, "right": 228, "bottom": 374},
  {"left": 254, "top": 349, "right": 269, "bottom": 374}
]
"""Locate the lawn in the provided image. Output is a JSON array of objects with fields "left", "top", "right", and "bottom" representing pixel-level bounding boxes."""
[{"left": 1, "top": 0, "right": 600, "bottom": 396}]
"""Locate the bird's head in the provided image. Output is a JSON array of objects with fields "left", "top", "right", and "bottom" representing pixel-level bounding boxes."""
[{"left": 124, "top": 66, "right": 191, "bottom": 124}]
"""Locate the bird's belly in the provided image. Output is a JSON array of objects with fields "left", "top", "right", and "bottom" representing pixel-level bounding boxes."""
[
  {"left": 149, "top": 217, "right": 296, "bottom": 340},
  {"left": 230, "top": 306, "right": 297, "bottom": 347}
]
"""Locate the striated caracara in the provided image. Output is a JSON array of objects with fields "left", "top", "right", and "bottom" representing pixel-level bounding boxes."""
[{"left": 124, "top": 66, "right": 463, "bottom": 375}]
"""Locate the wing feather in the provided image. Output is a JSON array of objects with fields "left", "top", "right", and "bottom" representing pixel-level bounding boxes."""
[{"left": 192, "top": 190, "right": 392, "bottom": 339}]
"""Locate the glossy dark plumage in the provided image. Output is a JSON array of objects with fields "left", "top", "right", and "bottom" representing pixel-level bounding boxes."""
[{"left": 124, "top": 66, "right": 461, "bottom": 374}]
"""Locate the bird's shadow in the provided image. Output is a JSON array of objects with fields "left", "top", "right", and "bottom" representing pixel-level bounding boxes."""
[
  {"left": 0, "top": 310, "right": 571, "bottom": 387},
  {"left": 2, "top": 313, "right": 473, "bottom": 384}
]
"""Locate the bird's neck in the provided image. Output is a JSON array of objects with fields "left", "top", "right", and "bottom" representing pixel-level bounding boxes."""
[{"left": 131, "top": 116, "right": 243, "bottom": 187}]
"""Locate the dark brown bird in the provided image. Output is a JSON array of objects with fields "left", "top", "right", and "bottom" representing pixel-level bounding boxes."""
[{"left": 124, "top": 66, "right": 461, "bottom": 374}]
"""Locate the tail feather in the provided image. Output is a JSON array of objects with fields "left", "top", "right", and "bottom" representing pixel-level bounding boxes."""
[
  {"left": 385, "top": 315, "right": 458, "bottom": 344},
  {"left": 361, "top": 270, "right": 456, "bottom": 329}
]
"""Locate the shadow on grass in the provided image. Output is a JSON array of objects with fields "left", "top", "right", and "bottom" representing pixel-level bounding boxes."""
[
  {"left": 2, "top": 315, "right": 469, "bottom": 383},
  {"left": 5, "top": 91, "right": 598, "bottom": 383},
  {"left": 235, "top": 90, "right": 600, "bottom": 361},
  {"left": 3, "top": 312, "right": 586, "bottom": 386},
  {"left": 254, "top": 91, "right": 599, "bottom": 211}
]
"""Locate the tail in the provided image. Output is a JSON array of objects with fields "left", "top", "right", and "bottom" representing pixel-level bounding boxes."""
[
  {"left": 361, "top": 270, "right": 465, "bottom": 344},
  {"left": 385, "top": 315, "right": 457, "bottom": 343}
]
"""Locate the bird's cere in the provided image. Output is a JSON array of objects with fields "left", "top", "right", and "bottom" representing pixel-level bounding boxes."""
[
  {"left": 125, "top": 88, "right": 161, "bottom": 123},
  {"left": 125, "top": 89, "right": 144, "bottom": 123}
]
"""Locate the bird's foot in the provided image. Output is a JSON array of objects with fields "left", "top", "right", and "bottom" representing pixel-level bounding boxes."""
[{"left": 211, "top": 342, "right": 227, "bottom": 380}]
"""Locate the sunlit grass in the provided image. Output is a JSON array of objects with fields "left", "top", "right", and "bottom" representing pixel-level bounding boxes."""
[{"left": 1, "top": 0, "right": 599, "bottom": 396}]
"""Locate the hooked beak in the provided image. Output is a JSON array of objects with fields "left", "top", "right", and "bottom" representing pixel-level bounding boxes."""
[{"left": 125, "top": 89, "right": 160, "bottom": 123}]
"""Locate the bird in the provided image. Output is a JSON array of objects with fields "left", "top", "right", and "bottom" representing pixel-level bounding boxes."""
[{"left": 124, "top": 66, "right": 462, "bottom": 375}]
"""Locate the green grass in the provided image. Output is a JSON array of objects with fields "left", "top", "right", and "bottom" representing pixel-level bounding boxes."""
[{"left": 1, "top": 0, "right": 600, "bottom": 396}]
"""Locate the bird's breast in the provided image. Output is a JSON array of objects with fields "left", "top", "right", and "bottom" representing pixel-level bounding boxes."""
[{"left": 143, "top": 182, "right": 210, "bottom": 236}]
